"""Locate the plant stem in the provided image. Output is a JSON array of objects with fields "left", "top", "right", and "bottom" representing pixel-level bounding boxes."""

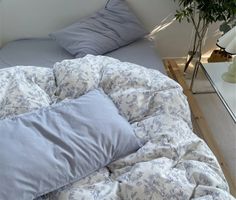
[
  {"left": 184, "top": 15, "right": 202, "bottom": 72},
  {"left": 184, "top": 13, "right": 210, "bottom": 72}
]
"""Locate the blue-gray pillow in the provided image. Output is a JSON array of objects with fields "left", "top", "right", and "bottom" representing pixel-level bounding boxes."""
[
  {"left": 49, "top": 0, "right": 147, "bottom": 57},
  {"left": 0, "top": 89, "right": 141, "bottom": 200}
]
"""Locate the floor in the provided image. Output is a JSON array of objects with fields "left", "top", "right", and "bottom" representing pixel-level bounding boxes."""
[{"left": 176, "top": 59, "right": 236, "bottom": 191}]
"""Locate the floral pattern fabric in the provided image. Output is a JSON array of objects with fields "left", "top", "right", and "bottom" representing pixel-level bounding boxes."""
[
  {"left": 0, "top": 66, "right": 56, "bottom": 119},
  {"left": 0, "top": 55, "right": 234, "bottom": 200}
]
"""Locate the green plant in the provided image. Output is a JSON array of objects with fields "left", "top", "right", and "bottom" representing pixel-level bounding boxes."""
[{"left": 174, "top": 0, "right": 236, "bottom": 72}]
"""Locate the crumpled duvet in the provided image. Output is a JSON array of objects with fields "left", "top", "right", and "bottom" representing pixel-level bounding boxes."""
[{"left": 0, "top": 55, "right": 234, "bottom": 200}]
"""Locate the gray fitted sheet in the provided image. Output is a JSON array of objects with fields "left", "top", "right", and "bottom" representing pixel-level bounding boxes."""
[{"left": 0, "top": 38, "right": 166, "bottom": 74}]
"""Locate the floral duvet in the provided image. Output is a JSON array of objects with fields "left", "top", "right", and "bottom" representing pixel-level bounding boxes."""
[{"left": 0, "top": 55, "right": 234, "bottom": 200}]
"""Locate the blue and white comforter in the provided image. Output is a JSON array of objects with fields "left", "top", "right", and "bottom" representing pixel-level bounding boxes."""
[{"left": 0, "top": 55, "right": 234, "bottom": 199}]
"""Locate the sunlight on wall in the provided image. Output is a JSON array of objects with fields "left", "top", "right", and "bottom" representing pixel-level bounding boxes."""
[
  {"left": 149, "top": 14, "right": 176, "bottom": 38},
  {"left": 150, "top": 13, "right": 222, "bottom": 59}
]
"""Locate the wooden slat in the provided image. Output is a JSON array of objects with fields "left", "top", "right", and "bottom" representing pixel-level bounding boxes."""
[
  {"left": 164, "top": 59, "right": 236, "bottom": 197},
  {"left": 163, "top": 60, "right": 174, "bottom": 79}
]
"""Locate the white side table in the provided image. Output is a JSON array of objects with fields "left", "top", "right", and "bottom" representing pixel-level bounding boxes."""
[{"left": 194, "top": 62, "right": 236, "bottom": 122}]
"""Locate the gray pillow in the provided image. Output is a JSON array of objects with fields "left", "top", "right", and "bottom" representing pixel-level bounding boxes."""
[
  {"left": 49, "top": 0, "right": 147, "bottom": 57},
  {"left": 0, "top": 89, "right": 141, "bottom": 200}
]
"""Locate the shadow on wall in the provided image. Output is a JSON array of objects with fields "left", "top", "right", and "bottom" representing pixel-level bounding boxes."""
[
  {"left": 203, "top": 23, "right": 222, "bottom": 58},
  {"left": 148, "top": 10, "right": 222, "bottom": 59}
]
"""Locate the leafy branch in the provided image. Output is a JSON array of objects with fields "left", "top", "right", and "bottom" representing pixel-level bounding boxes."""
[{"left": 173, "top": 0, "right": 236, "bottom": 72}]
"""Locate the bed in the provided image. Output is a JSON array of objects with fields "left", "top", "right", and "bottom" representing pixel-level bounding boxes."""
[
  {"left": 0, "top": 38, "right": 166, "bottom": 74},
  {"left": 0, "top": 41, "right": 235, "bottom": 200},
  {"left": 0, "top": 0, "right": 235, "bottom": 199}
]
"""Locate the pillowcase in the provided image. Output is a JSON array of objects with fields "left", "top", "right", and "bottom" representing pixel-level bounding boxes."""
[
  {"left": 49, "top": 0, "right": 147, "bottom": 57},
  {"left": 0, "top": 89, "right": 142, "bottom": 200}
]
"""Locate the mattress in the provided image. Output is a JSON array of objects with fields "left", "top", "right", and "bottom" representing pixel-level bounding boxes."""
[{"left": 0, "top": 38, "right": 166, "bottom": 74}]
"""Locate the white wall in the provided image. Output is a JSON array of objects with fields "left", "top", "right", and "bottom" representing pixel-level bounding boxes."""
[
  {"left": 1, "top": 0, "right": 106, "bottom": 42},
  {"left": 0, "top": 0, "right": 221, "bottom": 58},
  {"left": 137, "top": 0, "right": 221, "bottom": 58}
]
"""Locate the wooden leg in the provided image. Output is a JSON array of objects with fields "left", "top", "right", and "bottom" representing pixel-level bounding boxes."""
[{"left": 190, "top": 61, "right": 200, "bottom": 92}]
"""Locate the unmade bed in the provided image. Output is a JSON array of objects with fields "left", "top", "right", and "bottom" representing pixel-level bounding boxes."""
[
  {"left": 0, "top": 0, "right": 235, "bottom": 198},
  {"left": 0, "top": 51, "right": 235, "bottom": 200}
]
